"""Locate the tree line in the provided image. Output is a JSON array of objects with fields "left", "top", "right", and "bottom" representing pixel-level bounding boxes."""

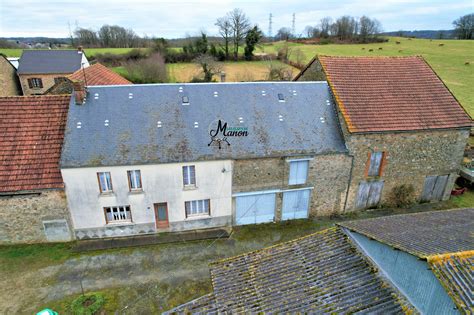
[{"left": 73, "top": 25, "right": 143, "bottom": 48}]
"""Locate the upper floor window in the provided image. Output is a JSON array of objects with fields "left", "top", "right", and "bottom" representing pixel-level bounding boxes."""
[
  {"left": 289, "top": 160, "right": 309, "bottom": 185},
  {"left": 127, "top": 170, "right": 142, "bottom": 191},
  {"left": 182, "top": 165, "right": 196, "bottom": 187},
  {"left": 104, "top": 205, "right": 131, "bottom": 223},
  {"left": 185, "top": 199, "right": 210, "bottom": 217},
  {"left": 28, "top": 78, "right": 43, "bottom": 89},
  {"left": 367, "top": 151, "right": 386, "bottom": 177},
  {"left": 97, "top": 172, "right": 113, "bottom": 193}
]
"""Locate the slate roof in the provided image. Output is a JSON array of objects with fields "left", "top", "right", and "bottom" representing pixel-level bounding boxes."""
[
  {"left": 0, "top": 95, "right": 70, "bottom": 193},
  {"left": 60, "top": 82, "right": 347, "bottom": 168},
  {"left": 429, "top": 252, "right": 474, "bottom": 314},
  {"left": 166, "top": 293, "right": 218, "bottom": 314},
  {"left": 339, "top": 208, "right": 474, "bottom": 258},
  {"left": 166, "top": 227, "right": 411, "bottom": 314},
  {"left": 17, "top": 50, "right": 84, "bottom": 74},
  {"left": 316, "top": 56, "right": 472, "bottom": 133},
  {"left": 68, "top": 63, "right": 131, "bottom": 85}
]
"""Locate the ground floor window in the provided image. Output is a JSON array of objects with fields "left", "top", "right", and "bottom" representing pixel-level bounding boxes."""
[
  {"left": 104, "top": 205, "right": 132, "bottom": 223},
  {"left": 185, "top": 199, "right": 210, "bottom": 217}
]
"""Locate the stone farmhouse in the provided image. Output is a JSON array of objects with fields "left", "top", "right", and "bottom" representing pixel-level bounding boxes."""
[
  {"left": 17, "top": 49, "right": 89, "bottom": 95},
  {"left": 295, "top": 56, "right": 472, "bottom": 210},
  {"left": 0, "top": 55, "right": 21, "bottom": 96},
  {"left": 168, "top": 209, "right": 473, "bottom": 313},
  {"left": 0, "top": 55, "right": 471, "bottom": 244}
]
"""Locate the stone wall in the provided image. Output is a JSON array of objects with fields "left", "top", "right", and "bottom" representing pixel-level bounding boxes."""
[
  {"left": 0, "top": 57, "right": 21, "bottom": 96},
  {"left": 0, "top": 190, "right": 73, "bottom": 244},
  {"left": 344, "top": 126, "right": 470, "bottom": 210},
  {"left": 233, "top": 154, "right": 352, "bottom": 217},
  {"left": 19, "top": 73, "right": 69, "bottom": 95}
]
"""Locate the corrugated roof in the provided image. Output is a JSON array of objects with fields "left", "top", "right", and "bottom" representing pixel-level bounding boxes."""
[
  {"left": 0, "top": 95, "right": 70, "bottom": 192},
  {"left": 68, "top": 63, "right": 131, "bottom": 85},
  {"left": 167, "top": 227, "right": 412, "bottom": 313},
  {"left": 165, "top": 293, "right": 218, "bottom": 314},
  {"left": 60, "top": 82, "right": 347, "bottom": 168},
  {"left": 18, "top": 50, "right": 84, "bottom": 74},
  {"left": 339, "top": 208, "right": 474, "bottom": 258},
  {"left": 429, "top": 252, "right": 474, "bottom": 314},
  {"left": 317, "top": 56, "right": 472, "bottom": 133}
]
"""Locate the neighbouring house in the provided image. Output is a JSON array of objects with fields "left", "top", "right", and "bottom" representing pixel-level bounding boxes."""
[
  {"left": 0, "top": 55, "right": 21, "bottom": 96},
  {"left": 17, "top": 49, "right": 89, "bottom": 95},
  {"left": 168, "top": 208, "right": 473, "bottom": 314},
  {"left": 45, "top": 63, "right": 131, "bottom": 95},
  {"left": 60, "top": 82, "right": 351, "bottom": 239},
  {"left": 0, "top": 95, "right": 73, "bottom": 244},
  {"left": 296, "top": 56, "right": 472, "bottom": 210}
]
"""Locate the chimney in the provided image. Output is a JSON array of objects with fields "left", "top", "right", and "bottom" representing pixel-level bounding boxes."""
[
  {"left": 220, "top": 71, "right": 226, "bottom": 82},
  {"left": 77, "top": 46, "right": 83, "bottom": 53},
  {"left": 72, "top": 80, "right": 86, "bottom": 105}
]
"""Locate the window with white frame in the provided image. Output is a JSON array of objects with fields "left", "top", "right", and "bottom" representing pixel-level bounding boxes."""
[
  {"left": 289, "top": 160, "right": 309, "bottom": 185},
  {"left": 104, "top": 206, "right": 132, "bottom": 223},
  {"left": 185, "top": 199, "right": 210, "bottom": 217},
  {"left": 127, "top": 170, "right": 142, "bottom": 190},
  {"left": 97, "top": 172, "right": 113, "bottom": 193},
  {"left": 182, "top": 165, "right": 196, "bottom": 186}
]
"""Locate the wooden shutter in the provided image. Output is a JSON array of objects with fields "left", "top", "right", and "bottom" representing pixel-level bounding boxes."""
[
  {"left": 38, "top": 78, "right": 43, "bottom": 88},
  {"left": 27, "top": 78, "right": 33, "bottom": 88}
]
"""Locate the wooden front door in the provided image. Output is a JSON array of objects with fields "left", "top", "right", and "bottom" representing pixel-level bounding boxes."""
[
  {"left": 154, "top": 203, "right": 169, "bottom": 228},
  {"left": 421, "top": 175, "right": 448, "bottom": 202},
  {"left": 356, "top": 181, "right": 384, "bottom": 210}
]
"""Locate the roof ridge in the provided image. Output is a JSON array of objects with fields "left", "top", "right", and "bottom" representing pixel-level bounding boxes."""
[
  {"left": 210, "top": 226, "right": 339, "bottom": 265},
  {"left": 427, "top": 250, "right": 474, "bottom": 263}
]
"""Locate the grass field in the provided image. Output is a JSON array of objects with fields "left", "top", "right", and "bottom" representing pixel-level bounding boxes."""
[
  {"left": 112, "top": 61, "right": 297, "bottom": 83},
  {"left": 257, "top": 37, "right": 474, "bottom": 116}
]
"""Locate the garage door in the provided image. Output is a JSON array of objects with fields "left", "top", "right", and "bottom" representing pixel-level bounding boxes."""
[
  {"left": 282, "top": 189, "right": 311, "bottom": 220},
  {"left": 235, "top": 193, "right": 276, "bottom": 225}
]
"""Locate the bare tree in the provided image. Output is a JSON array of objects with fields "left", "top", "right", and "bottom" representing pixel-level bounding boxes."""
[
  {"left": 215, "top": 16, "right": 232, "bottom": 60},
  {"left": 453, "top": 13, "right": 473, "bottom": 39},
  {"left": 74, "top": 28, "right": 99, "bottom": 47},
  {"left": 333, "top": 16, "right": 358, "bottom": 40},
  {"left": 359, "top": 16, "right": 382, "bottom": 42},
  {"left": 266, "top": 62, "right": 293, "bottom": 81},
  {"left": 193, "top": 54, "right": 223, "bottom": 82},
  {"left": 276, "top": 27, "right": 292, "bottom": 41},
  {"left": 319, "top": 17, "right": 332, "bottom": 38},
  {"left": 228, "top": 8, "right": 251, "bottom": 60}
]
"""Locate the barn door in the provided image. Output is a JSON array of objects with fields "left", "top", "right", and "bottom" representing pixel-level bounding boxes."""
[
  {"left": 421, "top": 175, "right": 448, "bottom": 202},
  {"left": 282, "top": 189, "right": 311, "bottom": 220},
  {"left": 356, "top": 181, "right": 384, "bottom": 210}
]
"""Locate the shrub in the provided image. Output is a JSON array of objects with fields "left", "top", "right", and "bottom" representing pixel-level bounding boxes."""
[
  {"left": 123, "top": 53, "right": 168, "bottom": 83},
  {"left": 71, "top": 293, "right": 105, "bottom": 315},
  {"left": 388, "top": 184, "right": 416, "bottom": 208}
]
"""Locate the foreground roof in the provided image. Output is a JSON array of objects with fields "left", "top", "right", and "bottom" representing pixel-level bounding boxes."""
[
  {"left": 18, "top": 50, "right": 84, "bottom": 74},
  {"left": 68, "top": 63, "right": 131, "bottom": 86},
  {"left": 61, "top": 82, "right": 347, "bottom": 168},
  {"left": 339, "top": 208, "right": 474, "bottom": 258},
  {"left": 317, "top": 56, "right": 472, "bottom": 133},
  {"left": 0, "top": 95, "right": 70, "bottom": 192},
  {"left": 429, "top": 252, "right": 474, "bottom": 314},
  {"left": 167, "top": 227, "right": 411, "bottom": 314}
]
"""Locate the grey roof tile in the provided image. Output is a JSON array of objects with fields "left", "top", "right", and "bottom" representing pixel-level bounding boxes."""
[
  {"left": 18, "top": 50, "right": 84, "bottom": 74},
  {"left": 60, "top": 82, "right": 347, "bottom": 167}
]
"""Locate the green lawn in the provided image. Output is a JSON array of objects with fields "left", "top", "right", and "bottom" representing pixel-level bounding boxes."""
[{"left": 258, "top": 37, "right": 474, "bottom": 116}]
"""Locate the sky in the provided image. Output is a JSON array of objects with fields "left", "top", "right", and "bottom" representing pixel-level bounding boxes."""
[{"left": 0, "top": 0, "right": 472, "bottom": 38}]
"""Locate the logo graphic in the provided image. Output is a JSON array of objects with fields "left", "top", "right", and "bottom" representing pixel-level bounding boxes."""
[{"left": 208, "top": 119, "right": 248, "bottom": 149}]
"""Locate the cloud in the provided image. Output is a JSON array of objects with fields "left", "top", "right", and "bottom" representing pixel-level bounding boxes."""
[{"left": 0, "top": 0, "right": 472, "bottom": 37}]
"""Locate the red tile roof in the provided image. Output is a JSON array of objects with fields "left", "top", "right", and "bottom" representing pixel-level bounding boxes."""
[
  {"left": 68, "top": 63, "right": 131, "bottom": 86},
  {"left": 318, "top": 56, "right": 472, "bottom": 133},
  {"left": 0, "top": 95, "right": 70, "bottom": 193}
]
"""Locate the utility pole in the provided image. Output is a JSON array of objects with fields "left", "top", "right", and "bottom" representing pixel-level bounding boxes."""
[
  {"left": 268, "top": 13, "right": 273, "bottom": 42},
  {"left": 292, "top": 13, "right": 296, "bottom": 38}
]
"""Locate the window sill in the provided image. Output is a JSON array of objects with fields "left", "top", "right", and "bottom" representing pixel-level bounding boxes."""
[
  {"left": 105, "top": 221, "right": 133, "bottom": 226},
  {"left": 185, "top": 214, "right": 210, "bottom": 221},
  {"left": 99, "top": 192, "right": 115, "bottom": 197},
  {"left": 183, "top": 185, "right": 198, "bottom": 191},
  {"left": 129, "top": 190, "right": 144, "bottom": 195}
]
